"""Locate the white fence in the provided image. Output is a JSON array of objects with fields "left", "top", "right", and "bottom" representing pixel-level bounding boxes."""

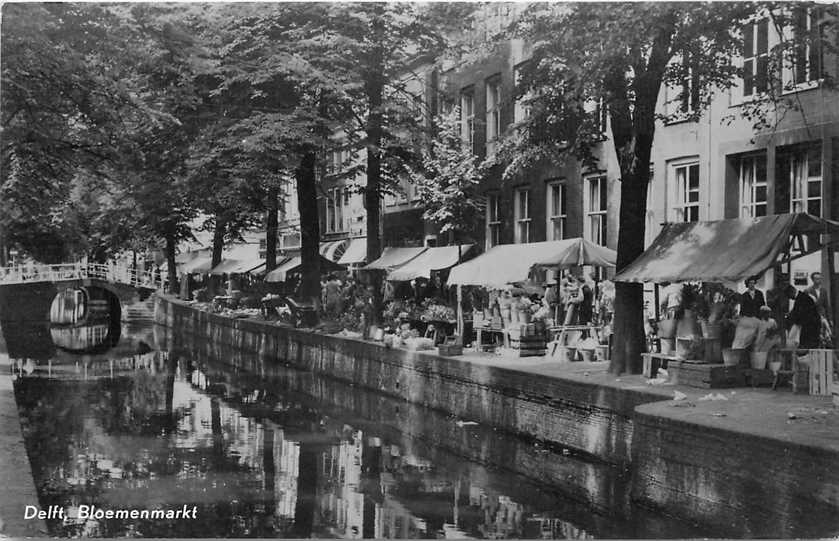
[{"left": 0, "top": 263, "right": 162, "bottom": 289}]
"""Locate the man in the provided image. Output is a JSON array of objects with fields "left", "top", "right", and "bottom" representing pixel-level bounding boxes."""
[
  {"left": 786, "top": 284, "right": 821, "bottom": 349},
  {"left": 807, "top": 272, "right": 832, "bottom": 326},
  {"left": 739, "top": 276, "right": 765, "bottom": 318}
]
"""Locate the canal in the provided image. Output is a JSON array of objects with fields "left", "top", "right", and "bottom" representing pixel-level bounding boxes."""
[{"left": 0, "top": 310, "right": 773, "bottom": 538}]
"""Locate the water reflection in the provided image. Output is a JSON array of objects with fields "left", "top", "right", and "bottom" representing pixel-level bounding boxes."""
[{"left": 12, "top": 324, "right": 710, "bottom": 539}]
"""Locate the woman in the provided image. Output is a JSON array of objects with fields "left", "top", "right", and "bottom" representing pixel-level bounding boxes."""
[{"left": 786, "top": 285, "right": 821, "bottom": 349}]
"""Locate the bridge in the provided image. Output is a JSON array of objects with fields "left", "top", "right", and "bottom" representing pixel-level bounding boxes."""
[{"left": 0, "top": 262, "right": 162, "bottom": 289}]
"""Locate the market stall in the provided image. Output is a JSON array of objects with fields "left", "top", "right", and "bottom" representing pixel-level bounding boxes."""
[
  {"left": 447, "top": 238, "right": 616, "bottom": 357},
  {"left": 264, "top": 255, "right": 345, "bottom": 284},
  {"left": 337, "top": 237, "right": 368, "bottom": 268},
  {"left": 381, "top": 245, "right": 475, "bottom": 346},
  {"left": 362, "top": 246, "right": 428, "bottom": 271},
  {"left": 614, "top": 213, "right": 839, "bottom": 390}
]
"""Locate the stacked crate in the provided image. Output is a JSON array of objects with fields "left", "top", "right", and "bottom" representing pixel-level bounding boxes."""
[
  {"left": 668, "top": 360, "right": 746, "bottom": 388},
  {"left": 508, "top": 323, "right": 546, "bottom": 357}
]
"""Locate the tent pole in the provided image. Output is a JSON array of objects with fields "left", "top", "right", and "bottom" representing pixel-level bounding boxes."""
[
  {"left": 456, "top": 284, "right": 464, "bottom": 345},
  {"left": 654, "top": 283, "right": 660, "bottom": 322}
]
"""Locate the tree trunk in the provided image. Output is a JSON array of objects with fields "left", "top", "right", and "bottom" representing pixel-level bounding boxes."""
[
  {"left": 0, "top": 228, "right": 6, "bottom": 266},
  {"left": 609, "top": 161, "right": 653, "bottom": 374},
  {"left": 210, "top": 216, "right": 226, "bottom": 295},
  {"left": 365, "top": 29, "right": 386, "bottom": 326},
  {"left": 265, "top": 185, "right": 279, "bottom": 272},
  {"left": 164, "top": 230, "right": 178, "bottom": 295},
  {"left": 296, "top": 151, "right": 321, "bottom": 306},
  {"left": 211, "top": 216, "right": 226, "bottom": 268}
]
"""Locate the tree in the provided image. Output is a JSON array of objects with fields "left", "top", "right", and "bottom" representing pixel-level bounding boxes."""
[
  {"left": 0, "top": 3, "right": 141, "bottom": 262},
  {"left": 310, "top": 3, "right": 477, "bottom": 322},
  {"left": 410, "top": 108, "right": 487, "bottom": 247},
  {"left": 504, "top": 3, "right": 799, "bottom": 374}
]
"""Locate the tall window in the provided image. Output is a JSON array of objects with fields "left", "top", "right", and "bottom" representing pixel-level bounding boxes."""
[
  {"left": 485, "top": 77, "right": 502, "bottom": 155},
  {"left": 335, "top": 187, "right": 344, "bottom": 231},
  {"left": 672, "top": 162, "right": 700, "bottom": 222},
  {"left": 547, "top": 181, "right": 567, "bottom": 241},
  {"left": 678, "top": 54, "right": 700, "bottom": 114},
  {"left": 326, "top": 187, "right": 346, "bottom": 233},
  {"left": 791, "top": 7, "right": 826, "bottom": 85},
  {"left": 513, "top": 63, "right": 531, "bottom": 124},
  {"left": 739, "top": 154, "right": 768, "bottom": 217},
  {"left": 743, "top": 18, "right": 769, "bottom": 96},
  {"left": 486, "top": 193, "right": 501, "bottom": 249},
  {"left": 514, "top": 188, "right": 531, "bottom": 243},
  {"left": 789, "top": 145, "right": 822, "bottom": 216},
  {"left": 585, "top": 176, "right": 608, "bottom": 246},
  {"left": 460, "top": 89, "right": 475, "bottom": 153}
]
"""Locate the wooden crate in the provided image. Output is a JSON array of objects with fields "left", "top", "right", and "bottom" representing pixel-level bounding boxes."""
[
  {"left": 744, "top": 368, "right": 774, "bottom": 387},
  {"left": 437, "top": 344, "right": 463, "bottom": 356},
  {"left": 510, "top": 337, "right": 546, "bottom": 357},
  {"left": 802, "top": 349, "right": 836, "bottom": 396},
  {"left": 669, "top": 361, "right": 746, "bottom": 388},
  {"left": 641, "top": 353, "right": 676, "bottom": 379}
]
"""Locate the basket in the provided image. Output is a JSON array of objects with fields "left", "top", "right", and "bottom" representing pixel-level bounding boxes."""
[
  {"left": 750, "top": 350, "right": 769, "bottom": 370},
  {"left": 722, "top": 348, "right": 743, "bottom": 366}
]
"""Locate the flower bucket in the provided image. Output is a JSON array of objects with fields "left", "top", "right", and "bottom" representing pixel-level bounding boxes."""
[
  {"left": 554, "top": 346, "right": 576, "bottom": 362},
  {"left": 700, "top": 321, "right": 721, "bottom": 339},
  {"left": 595, "top": 344, "right": 610, "bottom": 362},
  {"left": 676, "top": 337, "right": 702, "bottom": 360},
  {"left": 579, "top": 349, "right": 595, "bottom": 362},
  {"left": 722, "top": 348, "right": 743, "bottom": 366},
  {"left": 658, "top": 318, "right": 677, "bottom": 339},
  {"left": 750, "top": 350, "right": 769, "bottom": 370},
  {"left": 520, "top": 311, "right": 532, "bottom": 323},
  {"left": 769, "top": 360, "right": 782, "bottom": 373},
  {"left": 660, "top": 338, "right": 676, "bottom": 355}
]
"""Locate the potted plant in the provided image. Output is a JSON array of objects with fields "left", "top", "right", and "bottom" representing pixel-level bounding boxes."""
[
  {"left": 676, "top": 283, "right": 703, "bottom": 337},
  {"left": 720, "top": 317, "right": 741, "bottom": 366}
]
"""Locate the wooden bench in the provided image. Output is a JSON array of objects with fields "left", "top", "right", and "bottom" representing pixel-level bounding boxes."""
[{"left": 641, "top": 352, "right": 679, "bottom": 379}]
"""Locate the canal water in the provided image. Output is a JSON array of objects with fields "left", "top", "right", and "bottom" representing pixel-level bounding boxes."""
[{"left": 4, "top": 313, "right": 716, "bottom": 538}]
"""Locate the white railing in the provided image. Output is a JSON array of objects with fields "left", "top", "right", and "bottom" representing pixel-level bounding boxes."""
[{"left": 0, "top": 262, "right": 162, "bottom": 289}]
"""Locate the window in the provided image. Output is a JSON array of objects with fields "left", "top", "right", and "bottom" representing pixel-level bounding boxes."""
[
  {"left": 743, "top": 18, "right": 770, "bottom": 96},
  {"left": 738, "top": 153, "right": 768, "bottom": 217},
  {"left": 583, "top": 96, "right": 608, "bottom": 133},
  {"left": 671, "top": 162, "right": 700, "bottom": 222},
  {"left": 547, "top": 181, "right": 567, "bottom": 241},
  {"left": 585, "top": 175, "right": 608, "bottom": 246},
  {"left": 460, "top": 89, "right": 475, "bottom": 153},
  {"left": 335, "top": 188, "right": 343, "bottom": 231},
  {"left": 326, "top": 187, "right": 346, "bottom": 233},
  {"left": 486, "top": 193, "right": 501, "bottom": 249},
  {"left": 513, "top": 63, "right": 531, "bottom": 124},
  {"left": 789, "top": 145, "right": 822, "bottom": 216},
  {"left": 485, "top": 77, "right": 502, "bottom": 155},
  {"left": 678, "top": 54, "right": 700, "bottom": 114},
  {"left": 514, "top": 188, "right": 531, "bottom": 243},
  {"left": 790, "top": 6, "right": 826, "bottom": 86}
]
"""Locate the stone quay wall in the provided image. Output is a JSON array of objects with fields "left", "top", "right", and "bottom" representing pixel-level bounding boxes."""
[
  {"left": 155, "top": 294, "right": 839, "bottom": 538},
  {"left": 154, "top": 295, "right": 661, "bottom": 466}
]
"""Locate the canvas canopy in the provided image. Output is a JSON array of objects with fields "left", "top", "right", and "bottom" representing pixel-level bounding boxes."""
[
  {"left": 338, "top": 237, "right": 367, "bottom": 266},
  {"left": 387, "top": 244, "right": 474, "bottom": 282},
  {"left": 209, "top": 258, "right": 265, "bottom": 276},
  {"left": 614, "top": 213, "right": 839, "bottom": 284},
  {"left": 264, "top": 255, "right": 345, "bottom": 283},
  {"left": 320, "top": 239, "right": 349, "bottom": 262},
  {"left": 179, "top": 254, "right": 213, "bottom": 274},
  {"left": 363, "top": 246, "right": 427, "bottom": 271},
  {"left": 448, "top": 238, "right": 617, "bottom": 288},
  {"left": 531, "top": 238, "right": 616, "bottom": 269}
]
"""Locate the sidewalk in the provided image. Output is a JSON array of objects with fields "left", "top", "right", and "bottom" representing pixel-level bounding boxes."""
[
  {"left": 0, "top": 358, "right": 48, "bottom": 538},
  {"left": 458, "top": 348, "right": 839, "bottom": 453}
]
